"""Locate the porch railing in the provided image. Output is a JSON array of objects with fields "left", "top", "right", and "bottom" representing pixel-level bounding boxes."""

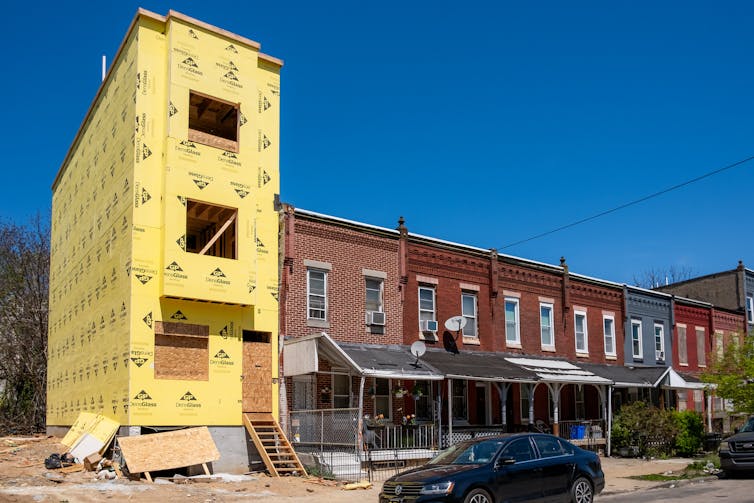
[
  {"left": 557, "top": 419, "right": 606, "bottom": 450},
  {"left": 367, "top": 423, "right": 437, "bottom": 450}
]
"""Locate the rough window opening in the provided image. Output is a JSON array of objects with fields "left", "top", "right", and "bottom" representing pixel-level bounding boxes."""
[
  {"left": 154, "top": 321, "right": 209, "bottom": 381},
  {"left": 186, "top": 199, "right": 237, "bottom": 259},
  {"left": 188, "top": 91, "right": 239, "bottom": 152},
  {"left": 243, "top": 330, "right": 271, "bottom": 343}
]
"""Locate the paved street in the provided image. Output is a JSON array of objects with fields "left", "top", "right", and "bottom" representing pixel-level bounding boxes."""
[{"left": 599, "top": 477, "right": 754, "bottom": 502}]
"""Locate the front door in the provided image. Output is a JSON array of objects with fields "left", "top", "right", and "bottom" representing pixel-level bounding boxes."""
[
  {"left": 242, "top": 330, "right": 272, "bottom": 412},
  {"left": 292, "top": 375, "right": 314, "bottom": 410}
]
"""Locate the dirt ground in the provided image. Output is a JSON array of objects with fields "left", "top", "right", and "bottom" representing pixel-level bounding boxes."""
[{"left": 0, "top": 435, "right": 697, "bottom": 502}]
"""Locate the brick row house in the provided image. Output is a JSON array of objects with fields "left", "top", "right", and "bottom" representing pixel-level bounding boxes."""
[{"left": 280, "top": 206, "right": 747, "bottom": 475}]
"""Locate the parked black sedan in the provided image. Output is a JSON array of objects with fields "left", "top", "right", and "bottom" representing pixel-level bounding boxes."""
[{"left": 379, "top": 433, "right": 604, "bottom": 503}]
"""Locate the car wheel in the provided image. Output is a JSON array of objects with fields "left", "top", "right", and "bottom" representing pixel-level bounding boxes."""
[
  {"left": 570, "top": 476, "right": 593, "bottom": 503},
  {"left": 464, "top": 488, "right": 493, "bottom": 503}
]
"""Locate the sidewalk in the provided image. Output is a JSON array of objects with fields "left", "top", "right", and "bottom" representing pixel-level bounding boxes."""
[{"left": 600, "top": 456, "right": 695, "bottom": 494}]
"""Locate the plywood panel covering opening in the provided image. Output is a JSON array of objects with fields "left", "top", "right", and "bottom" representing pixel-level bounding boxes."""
[{"left": 154, "top": 321, "right": 210, "bottom": 381}]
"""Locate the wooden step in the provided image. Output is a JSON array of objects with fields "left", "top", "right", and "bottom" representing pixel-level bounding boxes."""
[{"left": 242, "top": 413, "right": 306, "bottom": 478}]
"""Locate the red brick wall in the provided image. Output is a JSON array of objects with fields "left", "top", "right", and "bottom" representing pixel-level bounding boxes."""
[
  {"left": 405, "top": 241, "right": 493, "bottom": 350},
  {"left": 566, "top": 278, "right": 625, "bottom": 363},
  {"left": 403, "top": 239, "right": 625, "bottom": 363},
  {"left": 673, "top": 303, "right": 712, "bottom": 373},
  {"left": 282, "top": 211, "right": 402, "bottom": 344}
]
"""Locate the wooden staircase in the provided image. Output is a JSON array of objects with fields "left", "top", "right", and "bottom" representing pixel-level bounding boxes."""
[{"left": 243, "top": 413, "right": 306, "bottom": 477}]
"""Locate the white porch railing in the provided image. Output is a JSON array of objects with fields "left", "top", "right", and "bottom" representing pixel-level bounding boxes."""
[{"left": 366, "top": 423, "right": 437, "bottom": 450}]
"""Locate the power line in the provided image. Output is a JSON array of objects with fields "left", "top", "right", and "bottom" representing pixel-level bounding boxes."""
[{"left": 500, "top": 153, "right": 754, "bottom": 250}]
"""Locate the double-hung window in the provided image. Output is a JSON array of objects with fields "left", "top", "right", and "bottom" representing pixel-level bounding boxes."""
[
  {"left": 696, "top": 327, "right": 706, "bottom": 366},
  {"left": 540, "top": 303, "right": 554, "bottom": 348},
  {"left": 365, "top": 278, "right": 383, "bottom": 314},
  {"left": 307, "top": 269, "right": 327, "bottom": 320},
  {"left": 678, "top": 324, "right": 688, "bottom": 365},
  {"left": 574, "top": 310, "right": 588, "bottom": 353},
  {"left": 654, "top": 323, "right": 665, "bottom": 361},
  {"left": 462, "top": 292, "right": 478, "bottom": 338},
  {"left": 505, "top": 297, "right": 520, "bottom": 345},
  {"left": 419, "top": 286, "right": 436, "bottom": 330},
  {"left": 747, "top": 295, "right": 754, "bottom": 324},
  {"left": 631, "top": 319, "right": 643, "bottom": 359},
  {"left": 603, "top": 315, "right": 616, "bottom": 356}
]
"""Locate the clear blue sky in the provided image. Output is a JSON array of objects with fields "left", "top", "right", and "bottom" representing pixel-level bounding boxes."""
[{"left": 2, "top": 1, "right": 753, "bottom": 284}]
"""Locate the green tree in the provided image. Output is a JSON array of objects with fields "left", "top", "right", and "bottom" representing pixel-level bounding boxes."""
[
  {"left": 0, "top": 215, "right": 49, "bottom": 434},
  {"left": 702, "top": 332, "right": 754, "bottom": 414}
]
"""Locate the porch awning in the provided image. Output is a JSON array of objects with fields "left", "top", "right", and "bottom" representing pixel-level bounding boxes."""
[
  {"left": 579, "top": 363, "right": 669, "bottom": 388},
  {"left": 339, "top": 342, "right": 444, "bottom": 380},
  {"left": 505, "top": 357, "right": 613, "bottom": 385},
  {"left": 420, "top": 349, "right": 539, "bottom": 383},
  {"left": 283, "top": 333, "right": 444, "bottom": 380},
  {"left": 660, "top": 368, "right": 708, "bottom": 391}
]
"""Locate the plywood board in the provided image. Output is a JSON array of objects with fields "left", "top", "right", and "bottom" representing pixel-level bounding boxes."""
[
  {"left": 117, "top": 426, "right": 220, "bottom": 473},
  {"left": 70, "top": 433, "right": 104, "bottom": 461}
]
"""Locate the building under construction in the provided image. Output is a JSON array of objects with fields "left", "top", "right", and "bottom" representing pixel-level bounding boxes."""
[{"left": 47, "top": 9, "right": 287, "bottom": 472}]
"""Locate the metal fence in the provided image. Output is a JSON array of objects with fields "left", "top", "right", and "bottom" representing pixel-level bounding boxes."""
[{"left": 288, "top": 409, "right": 439, "bottom": 482}]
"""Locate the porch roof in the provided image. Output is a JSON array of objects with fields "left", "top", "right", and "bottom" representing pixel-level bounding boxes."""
[
  {"left": 338, "top": 342, "right": 444, "bottom": 380},
  {"left": 504, "top": 357, "right": 613, "bottom": 385},
  {"left": 283, "top": 333, "right": 444, "bottom": 380},
  {"left": 579, "top": 362, "right": 668, "bottom": 388},
  {"left": 420, "top": 349, "right": 539, "bottom": 383},
  {"left": 660, "top": 368, "right": 709, "bottom": 390}
]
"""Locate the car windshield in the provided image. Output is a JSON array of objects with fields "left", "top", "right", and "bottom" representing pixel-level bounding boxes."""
[
  {"left": 428, "top": 439, "right": 505, "bottom": 465},
  {"left": 740, "top": 418, "right": 754, "bottom": 433}
]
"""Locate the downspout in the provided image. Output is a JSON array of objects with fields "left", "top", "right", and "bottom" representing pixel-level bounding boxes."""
[
  {"left": 489, "top": 249, "right": 499, "bottom": 350},
  {"left": 397, "top": 217, "right": 408, "bottom": 303},
  {"left": 561, "top": 257, "right": 570, "bottom": 332}
]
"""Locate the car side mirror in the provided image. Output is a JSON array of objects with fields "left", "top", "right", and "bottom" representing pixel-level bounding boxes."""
[
  {"left": 735, "top": 427, "right": 740, "bottom": 434},
  {"left": 495, "top": 457, "right": 516, "bottom": 469}
]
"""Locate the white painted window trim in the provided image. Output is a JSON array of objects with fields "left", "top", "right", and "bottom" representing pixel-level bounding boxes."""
[
  {"left": 696, "top": 326, "right": 706, "bottom": 367},
  {"left": 307, "top": 268, "right": 327, "bottom": 321},
  {"left": 505, "top": 297, "right": 521, "bottom": 345},
  {"left": 654, "top": 322, "right": 665, "bottom": 361},
  {"left": 540, "top": 302, "right": 555, "bottom": 349},
  {"left": 365, "top": 277, "right": 384, "bottom": 314},
  {"left": 747, "top": 295, "right": 754, "bottom": 324},
  {"left": 418, "top": 285, "right": 436, "bottom": 331},
  {"left": 461, "top": 291, "right": 478, "bottom": 338},
  {"left": 574, "top": 310, "right": 588, "bottom": 354},
  {"left": 677, "top": 323, "right": 688, "bottom": 366},
  {"left": 603, "top": 314, "right": 616, "bottom": 356},
  {"left": 631, "top": 319, "right": 643, "bottom": 359}
]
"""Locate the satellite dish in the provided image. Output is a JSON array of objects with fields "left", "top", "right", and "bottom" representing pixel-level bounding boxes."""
[
  {"left": 444, "top": 316, "right": 467, "bottom": 332},
  {"left": 410, "top": 340, "right": 426, "bottom": 367},
  {"left": 410, "top": 340, "right": 427, "bottom": 358}
]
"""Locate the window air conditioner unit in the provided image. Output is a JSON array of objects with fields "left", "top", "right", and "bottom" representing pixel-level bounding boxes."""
[
  {"left": 656, "top": 350, "right": 664, "bottom": 360},
  {"left": 369, "top": 311, "right": 386, "bottom": 326},
  {"left": 421, "top": 320, "right": 438, "bottom": 332}
]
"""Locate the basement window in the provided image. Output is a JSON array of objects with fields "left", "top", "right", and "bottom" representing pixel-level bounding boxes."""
[
  {"left": 188, "top": 91, "right": 239, "bottom": 152},
  {"left": 154, "top": 321, "right": 209, "bottom": 381},
  {"left": 186, "top": 199, "right": 237, "bottom": 259}
]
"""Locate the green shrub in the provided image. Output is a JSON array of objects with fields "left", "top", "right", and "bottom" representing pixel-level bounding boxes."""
[
  {"left": 611, "top": 401, "right": 678, "bottom": 457},
  {"left": 673, "top": 410, "right": 704, "bottom": 457}
]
